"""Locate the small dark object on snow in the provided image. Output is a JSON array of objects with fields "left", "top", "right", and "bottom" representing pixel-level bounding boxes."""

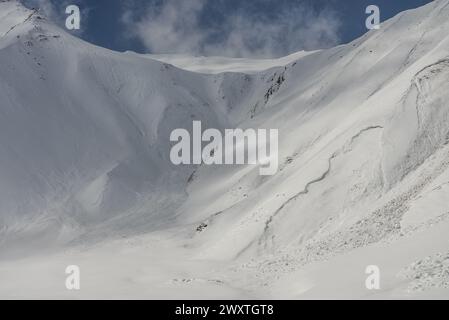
[{"left": 196, "top": 222, "right": 208, "bottom": 232}]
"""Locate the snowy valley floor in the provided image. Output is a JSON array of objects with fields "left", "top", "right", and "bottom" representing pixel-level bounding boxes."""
[{"left": 1, "top": 217, "right": 449, "bottom": 299}]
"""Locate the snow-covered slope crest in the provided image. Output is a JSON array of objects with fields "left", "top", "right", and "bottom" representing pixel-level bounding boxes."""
[
  {"left": 142, "top": 51, "right": 316, "bottom": 74},
  {"left": 2, "top": 0, "right": 449, "bottom": 299},
  {"left": 0, "top": 0, "right": 35, "bottom": 46}
]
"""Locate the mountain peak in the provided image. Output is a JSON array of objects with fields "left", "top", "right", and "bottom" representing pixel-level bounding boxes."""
[{"left": 0, "top": 0, "right": 38, "bottom": 39}]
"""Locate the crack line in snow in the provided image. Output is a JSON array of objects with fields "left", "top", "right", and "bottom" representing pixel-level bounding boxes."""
[
  {"left": 258, "top": 125, "right": 384, "bottom": 249},
  {"left": 1, "top": 10, "right": 36, "bottom": 38}
]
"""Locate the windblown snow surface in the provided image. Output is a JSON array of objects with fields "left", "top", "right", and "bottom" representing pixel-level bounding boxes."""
[{"left": 1, "top": 0, "right": 449, "bottom": 299}]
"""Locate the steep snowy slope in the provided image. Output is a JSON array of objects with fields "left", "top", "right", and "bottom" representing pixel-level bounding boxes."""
[
  {"left": 159, "top": 0, "right": 449, "bottom": 298},
  {"left": 179, "top": 0, "right": 449, "bottom": 257},
  {"left": 0, "top": 0, "right": 287, "bottom": 256},
  {"left": 0, "top": 1, "right": 211, "bottom": 254},
  {"left": 1, "top": 0, "right": 449, "bottom": 299}
]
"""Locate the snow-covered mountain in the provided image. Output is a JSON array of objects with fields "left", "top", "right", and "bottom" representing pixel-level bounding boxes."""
[{"left": 1, "top": 0, "right": 449, "bottom": 299}]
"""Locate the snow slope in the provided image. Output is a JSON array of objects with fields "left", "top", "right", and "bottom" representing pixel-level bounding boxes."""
[
  {"left": 1, "top": 0, "right": 449, "bottom": 299},
  {"left": 0, "top": 0, "right": 282, "bottom": 257}
]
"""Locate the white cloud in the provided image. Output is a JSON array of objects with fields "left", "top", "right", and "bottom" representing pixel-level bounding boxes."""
[
  {"left": 124, "top": 0, "right": 342, "bottom": 58},
  {"left": 130, "top": 0, "right": 208, "bottom": 55}
]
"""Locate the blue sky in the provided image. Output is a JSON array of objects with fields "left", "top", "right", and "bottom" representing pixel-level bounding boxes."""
[{"left": 21, "top": 0, "right": 434, "bottom": 57}]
